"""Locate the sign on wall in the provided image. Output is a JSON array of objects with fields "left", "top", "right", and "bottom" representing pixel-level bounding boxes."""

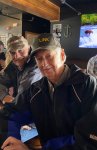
[{"left": 52, "top": 24, "right": 62, "bottom": 41}]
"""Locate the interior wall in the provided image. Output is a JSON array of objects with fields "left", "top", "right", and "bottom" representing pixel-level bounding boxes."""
[
  {"left": 22, "top": 13, "right": 50, "bottom": 37},
  {"left": 0, "top": 14, "right": 22, "bottom": 35},
  {"left": 51, "top": 3, "right": 97, "bottom": 62},
  {"left": 0, "top": 14, "right": 22, "bottom": 47},
  {"left": 60, "top": 2, "right": 97, "bottom": 20}
]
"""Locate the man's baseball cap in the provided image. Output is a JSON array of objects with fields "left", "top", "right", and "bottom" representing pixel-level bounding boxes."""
[
  {"left": 32, "top": 33, "right": 61, "bottom": 55},
  {"left": 7, "top": 36, "right": 29, "bottom": 52}
]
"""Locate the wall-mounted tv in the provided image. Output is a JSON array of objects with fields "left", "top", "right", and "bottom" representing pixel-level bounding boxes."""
[{"left": 79, "top": 13, "right": 97, "bottom": 48}]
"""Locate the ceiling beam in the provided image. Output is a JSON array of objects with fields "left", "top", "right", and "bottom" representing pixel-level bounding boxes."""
[{"left": 0, "top": 0, "right": 60, "bottom": 21}]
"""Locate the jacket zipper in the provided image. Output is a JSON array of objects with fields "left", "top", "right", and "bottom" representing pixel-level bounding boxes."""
[
  {"left": 72, "top": 84, "right": 81, "bottom": 103},
  {"left": 30, "top": 88, "right": 41, "bottom": 103},
  {"left": 53, "top": 90, "right": 59, "bottom": 136}
]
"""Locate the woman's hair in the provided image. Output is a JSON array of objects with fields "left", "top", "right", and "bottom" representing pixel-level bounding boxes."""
[
  {"left": 0, "top": 41, "right": 4, "bottom": 46},
  {"left": 5, "top": 51, "right": 12, "bottom": 67}
]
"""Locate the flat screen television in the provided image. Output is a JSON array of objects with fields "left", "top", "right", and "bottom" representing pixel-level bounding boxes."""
[{"left": 79, "top": 13, "right": 97, "bottom": 48}]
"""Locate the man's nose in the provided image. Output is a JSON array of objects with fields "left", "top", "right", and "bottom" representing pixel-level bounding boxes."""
[
  {"left": 14, "top": 51, "right": 21, "bottom": 59},
  {"left": 41, "top": 58, "right": 48, "bottom": 67}
]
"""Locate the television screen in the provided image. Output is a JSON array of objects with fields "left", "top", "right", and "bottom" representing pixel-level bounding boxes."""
[{"left": 79, "top": 13, "right": 97, "bottom": 48}]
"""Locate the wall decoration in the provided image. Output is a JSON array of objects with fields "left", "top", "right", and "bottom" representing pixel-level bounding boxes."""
[
  {"left": 64, "top": 25, "right": 71, "bottom": 38},
  {"left": 53, "top": 24, "right": 62, "bottom": 41}
]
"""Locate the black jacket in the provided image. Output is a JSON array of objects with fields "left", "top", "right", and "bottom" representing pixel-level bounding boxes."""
[
  {"left": 1, "top": 64, "right": 97, "bottom": 150},
  {"left": 0, "top": 52, "right": 6, "bottom": 71},
  {"left": 0, "top": 50, "right": 42, "bottom": 97}
]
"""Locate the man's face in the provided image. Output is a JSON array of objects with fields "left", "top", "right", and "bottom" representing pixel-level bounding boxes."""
[
  {"left": 0, "top": 45, "right": 4, "bottom": 53},
  {"left": 35, "top": 48, "right": 65, "bottom": 83},
  {"left": 9, "top": 45, "right": 30, "bottom": 69}
]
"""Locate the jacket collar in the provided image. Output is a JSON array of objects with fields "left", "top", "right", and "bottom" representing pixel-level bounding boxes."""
[
  {"left": 33, "top": 64, "right": 87, "bottom": 92},
  {"left": 65, "top": 64, "right": 87, "bottom": 85}
]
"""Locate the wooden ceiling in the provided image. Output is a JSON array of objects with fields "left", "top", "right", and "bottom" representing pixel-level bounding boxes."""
[
  {"left": 0, "top": 0, "right": 60, "bottom": 21},
  {"left": 0, "top": 0, "right": 97, "bottom": 21}
]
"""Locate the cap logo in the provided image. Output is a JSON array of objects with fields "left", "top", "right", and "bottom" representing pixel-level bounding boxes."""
[{"left": 39, "top": 38, "right": 49, "bottom": 43}]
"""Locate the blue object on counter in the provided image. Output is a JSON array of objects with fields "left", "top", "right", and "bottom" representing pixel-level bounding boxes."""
[{"left": 20, "top": 127, "right": 38, "bottom": 142}]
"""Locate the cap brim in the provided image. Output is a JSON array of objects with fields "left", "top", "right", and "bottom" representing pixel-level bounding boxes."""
[{"left": 32, "top": 46, "right": 58, "bottom": 55}]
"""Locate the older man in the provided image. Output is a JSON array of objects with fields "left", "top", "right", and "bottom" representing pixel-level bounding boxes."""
[
  {"left": 1, "top": 33, "right": 97, "bottom": 150},
  {"left": 0, "top": 36, "right": 42, "bottom": 96},
  {"left": 0, "top": 36, "right": 42, "bottom": 145}
]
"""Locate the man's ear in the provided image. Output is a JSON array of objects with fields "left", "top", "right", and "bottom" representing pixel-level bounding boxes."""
[{"left": 61, "top": 49, "right": 66, "bottom": 62}]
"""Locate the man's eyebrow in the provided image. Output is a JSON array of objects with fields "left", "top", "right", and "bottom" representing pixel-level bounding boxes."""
[{"left": 9, "top": 51, "right": 15, "bottom": 53}]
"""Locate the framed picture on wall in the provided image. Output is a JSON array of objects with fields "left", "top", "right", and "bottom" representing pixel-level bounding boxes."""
[{"left": 53, "top": 24, "right": 62, "bottom": 41}]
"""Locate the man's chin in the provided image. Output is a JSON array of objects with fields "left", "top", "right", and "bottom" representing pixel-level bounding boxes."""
[
  {"left": 13, "top": 62, "right": 23, "bottom": 68},
  {"left": 13, "top": 60, "right": 24, "bottom": 65}
]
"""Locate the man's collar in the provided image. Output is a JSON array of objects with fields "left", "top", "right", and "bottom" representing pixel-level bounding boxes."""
[{"left": 48, "top": 64, "right": 70, "bottom": 88}]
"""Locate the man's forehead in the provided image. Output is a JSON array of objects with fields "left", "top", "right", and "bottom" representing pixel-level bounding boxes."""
[
  {"left": 35, "top": 49, "right": 55, "bottom": 57},
  {"left": 10, "top": 48, "right": 22, "bottom": 52},
  {"left": 9, "top": 46, "right": 27, "bottom": 52}
]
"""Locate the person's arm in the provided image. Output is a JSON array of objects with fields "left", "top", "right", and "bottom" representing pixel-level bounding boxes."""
[
  {"left": 0, "top": 87, "right": 31, "bottom": 118},
  {"left": 0, "top": 71, "right": 11, "bottom": 88},
  {"left": 1, "top": 136, "right": 29, "bottom": 150},
  {"left": 0, "top": 84, "right": 9, "bottom": 102},
  {"left": 74, "top": 75, "right": 97, "bottom": 150},
  {"left": 0, "top": 60, "right": 6, "bottom": 71},
  {"left": 0, "top": 71, "right": 12, "bottom": 103},
  {"left": 0, "top": 88, "right": 33, "bottom": 146}
]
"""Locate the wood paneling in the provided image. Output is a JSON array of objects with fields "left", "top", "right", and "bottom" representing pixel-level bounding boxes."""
[{"left": 0, "top": 0, "right": 60, "bottom": 21}]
